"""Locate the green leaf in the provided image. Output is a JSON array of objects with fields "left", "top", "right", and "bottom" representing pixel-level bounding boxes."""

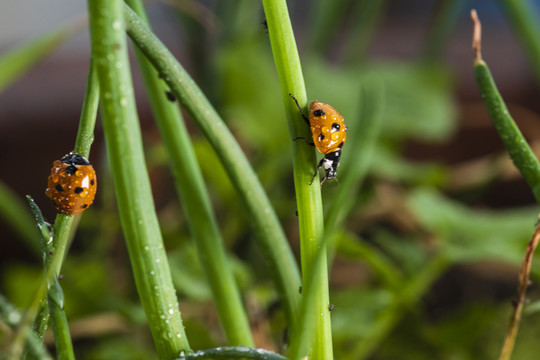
[
  {"left": 408, "top": 188, "right": 537, "bottom": 263},
  {"left": 0, "top": 26, "right": 73, "bottom": 93}
]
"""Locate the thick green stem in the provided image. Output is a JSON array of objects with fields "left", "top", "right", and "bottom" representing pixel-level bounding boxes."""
[
  {"left": 125, "top": 0, "right": 253, "bottom": 347},
  {"left": 474, "top": 60, "right": 540, "bottom": 203},
  {"left": 88, "top": 0, "right": 189, "bottom": 357},
  {"left": 123, "top": 5, "right": 301, "bottom": 326},
  {"left": 261, "top": 0, "right": 332, "bottom": 358}
]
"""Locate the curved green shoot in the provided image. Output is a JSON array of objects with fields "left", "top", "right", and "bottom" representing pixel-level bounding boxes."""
[
  {"left": 125, "top": 0, "right": 253, "bottom": 347},
  {"left": 88, "top": 0, "right": 190, "bottom": 357},
  {"left": 472, "top": 10, "right": 540, "bottom": 205},
  {"left": 123, "top": 4, "right": 301, "bottom": 326}
]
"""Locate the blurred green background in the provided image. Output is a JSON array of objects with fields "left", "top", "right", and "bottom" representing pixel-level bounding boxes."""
[{"left": 2, "top": 0, "right": 540, "bottom": 359}]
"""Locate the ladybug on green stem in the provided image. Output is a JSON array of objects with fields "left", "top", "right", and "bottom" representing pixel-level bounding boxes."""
[
  {"left": 45, "top": 153, "right": 97, "bottom": 215},
  {"left": 290, "top": 94, "right": 348, "bottom": 185}
]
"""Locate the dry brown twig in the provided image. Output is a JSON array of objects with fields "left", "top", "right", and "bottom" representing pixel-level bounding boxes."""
[
  {"left": 499, "top": 221, "right": 540, "bottom": 360},
  {"left": 471, "top": 9, "right": 482, "bottom": 63}
]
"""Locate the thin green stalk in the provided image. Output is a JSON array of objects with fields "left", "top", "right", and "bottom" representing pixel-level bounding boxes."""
[
  {"left": 74, "top": 61, "right": 99, "bottom": 155},
  {"left": 125, "top": 0, "right": 253, "bottom": 347},
  {"left": 472, "top": 10, "right": 540, "bottom": 205},
  {"left": 12, "top": 28, "right": 100, "bottom": 360},
  {"left": 0, "top": 294, "right": 52, "bottom": 360},
  {"left": 123, "top": 5, "right": 301, "bottom": 325},
  {"left": 261, "top": 0, "right": 332, "bottom": 359},
  {"left": 88, "top": 1, "right": 190, "bottom": 357},
  {"left": 498, "top": 0, "right": 540, "bottom": 85},
  {"left": 47, "top": 278, "right": 74, "bottom": 360}
]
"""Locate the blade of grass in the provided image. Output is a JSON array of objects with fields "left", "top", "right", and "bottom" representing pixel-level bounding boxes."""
[
  {"left": 498, "top": 0, "right": 540, "bottom": 85},
  {"left": 125, "top": 0, "right": 253, "bottom": 347},
  {"left": 261, "top": 0, "right": 332, "bottom": 358},
  {"left": 88, "top": 1, "right": 190, "bottom": 357},
  {"left": 0, "top": 26, "right": 74, "bottom": 93},
  {"left": 0, "top": 294, "right": 52, "bottom": 360},
  {"left": 0, "top": 180, "right": 40, "bottom": 255},
  {"left": 123, "top": 4, "right": 301, "bottom": 325},
  {"left": 471, "top": 10, "right": 540, "bottom": 205}
]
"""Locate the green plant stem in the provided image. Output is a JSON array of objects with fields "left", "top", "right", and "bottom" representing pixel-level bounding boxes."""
[
  {"left": 74, "top": 61, "right": 99, "bottom": 156},
  {"left": 47, "top": 278, "right": 74, "bottom": 360},
  {"left": 88, "top": 1, "right": 189, "bottom": 357},
  {"left": 261, "top": 0, "right": 332, "bottom": 359},
  {"left": 499, "top": 0, "right": 540, "bottom": 85},
  {"left": 175, "top": 346, "right": 287, "bottom": 360},
  {"left": 123, "top": 4, "right": 301, "bottom": 325},
  {"left": 472, "top": 21, "right": 540, "bottom": 204},
  {"left": 125, "top": 0, "right": 253, "bottom": 347}
]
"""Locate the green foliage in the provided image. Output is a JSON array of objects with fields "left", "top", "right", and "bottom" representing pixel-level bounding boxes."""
[{"left": 2, "top": 2, "right": 540, "bottom": 360}]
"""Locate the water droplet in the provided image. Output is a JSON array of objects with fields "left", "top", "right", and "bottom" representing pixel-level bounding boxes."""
[
  {"left": 168, "top": 308, "right": 174, "bottom": 315},
  {"left": 112, "top": 20, "right": 122, "bottom": 30}
]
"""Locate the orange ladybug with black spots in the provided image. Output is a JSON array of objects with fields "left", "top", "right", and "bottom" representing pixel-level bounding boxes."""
[
  {"left": 45, "top": 153, "right": 97, "bottom": 215},
  {"left": 290, "top": 94, "right": 348, "bottom": 185}
]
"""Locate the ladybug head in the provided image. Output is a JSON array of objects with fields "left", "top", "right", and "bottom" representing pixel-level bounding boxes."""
[
  {"left": 60, "top": 153, "right": 91, "bottom": 166},
  {"left": 321, "top": 150, "right": 341, "bottom": 184}
]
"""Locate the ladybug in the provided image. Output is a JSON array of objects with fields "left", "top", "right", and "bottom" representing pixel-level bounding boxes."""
[
  {"left": 290, "top": 94, "right": 348, "bottom": 185},
  {"left": 45, "top": 153, "right": 97, "bottom": 215}
]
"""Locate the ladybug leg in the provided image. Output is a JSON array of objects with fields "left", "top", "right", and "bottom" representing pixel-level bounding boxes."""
[
  {"left": 309, "top": 158, "right": 326, "bottom": 185},
  {"left": 293, "top": 137, "right": 315, "bottom": 147},
  {"left": 289, "top": 93, "right": 310, "bottom": 126}
]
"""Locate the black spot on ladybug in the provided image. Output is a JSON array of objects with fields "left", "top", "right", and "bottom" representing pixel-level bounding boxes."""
[
  {"left": 165, "top": 91, "right": 176, "bottom": 102},
  {"left": 65, "top": 165, "right": 78, "bottom": 175},
  {"left": 313, "top": 109, "right": 325, "bottom": 116},
  {"left": 318, "top": 134, "right": 325, "bottom": 141},
  {"left": 81, "top": 204, "right": 88, "bottom": 209},
  {"left": 332, "top": 123, "right": 340, "bottom": 131},
  {"left": 90, "top": 179, "right": 95, "bottom": 186},
  {"left": 74, "top": 187, "right": 84, "bottom": 194},
  {"left": 55, "top": 184, "right": 64, "bottom": 192}
]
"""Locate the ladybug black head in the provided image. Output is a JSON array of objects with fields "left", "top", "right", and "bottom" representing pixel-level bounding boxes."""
[{"left": 60, "top": 153, "right": 91, "bottom": 166}]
